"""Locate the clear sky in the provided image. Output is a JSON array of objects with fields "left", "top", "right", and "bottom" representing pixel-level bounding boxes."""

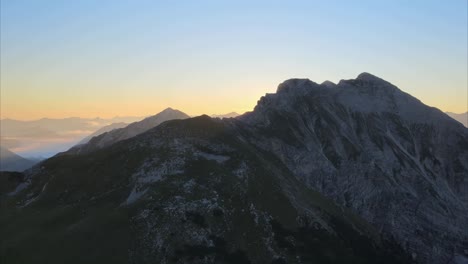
[{"left": 1, "top": 0, "right": 467, "bottom": 120}]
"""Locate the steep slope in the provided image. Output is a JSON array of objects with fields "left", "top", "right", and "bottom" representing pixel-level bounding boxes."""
[
  {"left": 237, "top": 73, "right": 468, "bottom": 263},
  {"left": 1, "top": 116, "right": 411, "bottom": 264},
  {"left": 77, "top": 122, "right": 128, "bottom": 145},
  {"left": 69, "top": 108, "right": 189, "bottom": 154},
  {"left": 0, "top": 146, "right": 37, "bottom": 172},
  {"left": 446, "top": 112, "right": 468, "bottom": 127}
]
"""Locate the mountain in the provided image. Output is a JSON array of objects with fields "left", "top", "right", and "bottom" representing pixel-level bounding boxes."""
[
  {"left": 0, "top": 146, "right": 37, "bottom": 171},
  {"left": 446, "top": 112, "right": 468, "bottom": 127},
  {"left": 1, "top": 116, "right": 412, "bottom": 264},
  {"left": 2, "top": 73, "right": 467, "bottom": 263},
  {"left": 236, "top": 73, "right": 468, "bottom": 263},
  {"left": 211, "top": 112, "right": 240, "bottom": 119},
  {"left": 75, "top": 108, "right": 191, "bottom": 148},
  {"left": 68, "top": 108, "right": 190, "bottom": 154},
  {"left": 77, "top": 122, "right": 129, "bottom": 145}
]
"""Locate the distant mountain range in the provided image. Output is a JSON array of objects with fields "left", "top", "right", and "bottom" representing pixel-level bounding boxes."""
[
  {"left": 2, "top": 74, "right": 467, "bottom": 263},
  {"left": 446, "top": 112, "right": 468, "bottom": 127},
  {"left": 211, "top": 112, "right": 240, "bottom": 118},
  {"left": 0, "top": 146, "right": 38, "bottom": 171}
]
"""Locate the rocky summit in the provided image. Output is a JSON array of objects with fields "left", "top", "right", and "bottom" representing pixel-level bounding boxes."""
[{"left": 1, "top": 73, "right": 467, "bottom": 264}]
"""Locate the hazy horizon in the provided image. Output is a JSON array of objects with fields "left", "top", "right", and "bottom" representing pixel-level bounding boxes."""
[
  {"left": 1, "top": 99, "right": 467, "bottom": 122},
  {"left": 0, "top": 109, "right": 240, "bottom": 121}
]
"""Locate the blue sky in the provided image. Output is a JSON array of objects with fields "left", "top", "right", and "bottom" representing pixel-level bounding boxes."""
[{"left": 1, "top": 0, "right": 467, "bottom": 119}]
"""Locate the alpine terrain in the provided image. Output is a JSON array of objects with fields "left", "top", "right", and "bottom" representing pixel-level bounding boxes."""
[{"left": 1, "top": 73, "right": 467, "bottom": 264}]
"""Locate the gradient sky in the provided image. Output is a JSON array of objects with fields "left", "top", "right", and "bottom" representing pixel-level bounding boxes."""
[{"left": 1, "top": 0, "right": 467, "bottom": 120}]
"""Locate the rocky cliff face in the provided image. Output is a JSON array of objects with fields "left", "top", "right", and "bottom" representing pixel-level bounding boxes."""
[
  {"left": 2, "top": 73, "right": 466, "bottom": 264},
  {"left": 236, "top": 73, "right": 468, "bottom": 263}
]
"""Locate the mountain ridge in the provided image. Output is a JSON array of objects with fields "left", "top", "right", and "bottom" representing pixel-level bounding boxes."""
[
  {"left": 68, "top": 108, "right": 190, "bottom": 154},
  {"left": 3, "top": 73, "right": 467, "bottom": 263}
]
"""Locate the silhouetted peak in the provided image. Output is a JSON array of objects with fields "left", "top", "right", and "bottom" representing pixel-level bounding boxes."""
[
  {"left": 276, "top": 78, "right": 319, "bottom": 94},
  {"left": 160, "top": 107, "right": 175, "bottom": 113},
  {"left": 154, "top": 107, "right": 189, "bottom": 118},
  {"left": 321, "top": 80, "right": 336, "bottom": 88},
  {"left": 355, "top": 72, "right": 388, "bottom": 84},
  {"left": 337, "top": 72, "right": 395, "bottom": 91},
  {"left": 195, "top": 114, "right": 212, "bottom": 120}
]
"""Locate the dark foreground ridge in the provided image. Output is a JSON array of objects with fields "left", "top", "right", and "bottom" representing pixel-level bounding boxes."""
[{"left": 2, "top": 73, "right": 467, "bottom": 264}]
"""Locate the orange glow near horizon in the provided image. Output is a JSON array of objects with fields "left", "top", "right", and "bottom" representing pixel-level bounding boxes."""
[
  {"left": 1, "top": 74, "right": 466, "bottom": 121},
  {"left": 2, "top": 89, "right": 466, "bottom": 121},
  {"left": 1, "top": 1, "right": 466, "bottom": 121},
  {"left": 0, "top": 86, "right": 264, "bottom": 120},
  {"left": 2, "top": 74, "right": 467, "bottom": 121}
]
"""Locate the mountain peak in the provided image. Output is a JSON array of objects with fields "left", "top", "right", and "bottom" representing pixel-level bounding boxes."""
[
  {"left": 277, "top": 78, "right": 310, "bottom": 91},
  {"left": 337, "top": 72, "right": 395, "bottom": 92},
  {"left": 276, "top": 78, "right": 319, "bottom": 94},
  {"left": 355, "top": 72, "right": 389, "bottom": 84},
  {"left": 321, "top": 80, "right": 336, "bottom": 88},
  {"left": 156, "top": 107, "right": 189, "bottom": 117},
  {"left": 160, "top": 107, "right": 175, "bottom": 112}
]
